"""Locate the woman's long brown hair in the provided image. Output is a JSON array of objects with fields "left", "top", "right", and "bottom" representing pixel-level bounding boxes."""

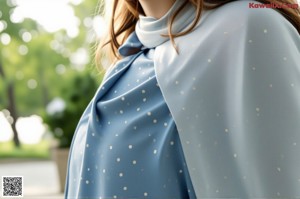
[{"left": 96, "top": 0, "right": 300, "bottom": 64}]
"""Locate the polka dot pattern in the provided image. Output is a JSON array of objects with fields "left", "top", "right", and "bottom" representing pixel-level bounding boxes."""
[
  {"left": 65, "top": 0, "right": 300, "bottom": 198},
  {"left": 153, "top": 1, "right": 300, "bottom": 197},
  {"left": 65, "top": 32, "right": 196, "bottom": 199}
]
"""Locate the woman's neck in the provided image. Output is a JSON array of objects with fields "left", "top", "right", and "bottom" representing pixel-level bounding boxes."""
[{"left": 138, "top": 0, "right": 176, "bottom": 19}]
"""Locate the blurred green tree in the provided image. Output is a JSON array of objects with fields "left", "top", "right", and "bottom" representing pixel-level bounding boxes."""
[
  {"left": 43, "top": 71, "right": 98, "bottom": 148},
  {"left": 0, "top": 0, "right": 104, "bottom": 148}
]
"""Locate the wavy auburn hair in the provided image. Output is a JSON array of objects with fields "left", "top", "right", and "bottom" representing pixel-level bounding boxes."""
[{"left": 96, "top": 0, "right": 300, "bottom": 64}]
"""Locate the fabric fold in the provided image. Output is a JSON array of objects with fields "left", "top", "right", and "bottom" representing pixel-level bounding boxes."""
[
  {"left": 135, "top": 0, "right": 196, "bottom": 48},
  {"left": 154, "top": 0, "right": 300, "bottom": 197}
]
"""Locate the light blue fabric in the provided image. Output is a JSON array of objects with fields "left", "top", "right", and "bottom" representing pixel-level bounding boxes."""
[
  {"left": 65, "top": 0, "right": 300, "bottom": 198},
  {"left": 152, "top": 0, "right": 300, "bottom": 198},
  {"left": 64, "top": 4, "right": 197, "bottom": 197},
  {"left": 135, "top": 0, "right": 195, "bottom": 48}
]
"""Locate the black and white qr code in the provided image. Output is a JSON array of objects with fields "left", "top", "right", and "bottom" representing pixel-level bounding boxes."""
[{"left": 2, "top": 176, "right": 23, "bottom": 197}]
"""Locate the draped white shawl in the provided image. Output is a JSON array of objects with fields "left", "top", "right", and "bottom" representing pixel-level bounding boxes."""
[{"left": 152, "top": 0, "right": 300, "bottom": 197}]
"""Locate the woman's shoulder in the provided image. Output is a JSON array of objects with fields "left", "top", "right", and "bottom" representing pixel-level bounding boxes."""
[
  {"left": 158, "top": 0, "right": 299, "bottom": 52},
  {"left": 200, "top": 0, "right": 298, "bottom": 34},
  {"left": 155, "top": 0, "right": 299, "bottom": 77},
  {"left": 209, "top": 0, "right": 291, "bottom": 21}
]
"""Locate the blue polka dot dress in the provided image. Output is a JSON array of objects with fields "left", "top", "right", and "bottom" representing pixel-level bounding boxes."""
[{"left": 64, "top": 30, "right": 196, "bottom": 198}]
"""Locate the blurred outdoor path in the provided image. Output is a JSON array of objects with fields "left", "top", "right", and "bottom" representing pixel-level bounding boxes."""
[{"left": 0, "top": 159, "right": 64, "bottom": 199}]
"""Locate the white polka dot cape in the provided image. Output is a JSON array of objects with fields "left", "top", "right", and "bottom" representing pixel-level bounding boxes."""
[{"left": 65, "top": 0, "right": 300, "bottom": 198}]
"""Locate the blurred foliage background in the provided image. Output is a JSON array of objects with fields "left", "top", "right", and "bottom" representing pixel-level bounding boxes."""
[{"left": 0, "top": 0, "right": 106, "bottom": 158}]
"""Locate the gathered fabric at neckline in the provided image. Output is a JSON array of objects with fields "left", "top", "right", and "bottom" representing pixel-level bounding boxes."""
[{"left": 135, "top": 0, "right": 196, "bottom": 48}]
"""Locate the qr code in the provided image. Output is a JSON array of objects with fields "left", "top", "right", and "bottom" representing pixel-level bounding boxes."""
[{"left": 2, "top": 176, "right": 23, "bottom": 197}]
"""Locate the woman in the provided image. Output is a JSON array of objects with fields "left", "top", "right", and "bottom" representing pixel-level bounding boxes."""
[{"left": 64, "top": 0, "right": 300, "bottom": 198}]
